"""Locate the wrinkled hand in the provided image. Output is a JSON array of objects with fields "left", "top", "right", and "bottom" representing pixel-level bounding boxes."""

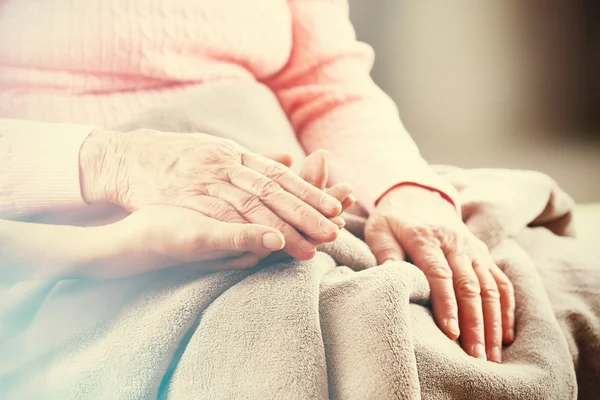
[
  {"left": 82, "top": 150, "right": 355, "bottom": 279},
  {"left": 365, "top": 185, "right": 515, "bottom": 363},
  {"left": 80, "top": 129, "right": 345, "bottom": 260},
  {"left": 262, "top": 150, "right": 357, "bottom": 264}
]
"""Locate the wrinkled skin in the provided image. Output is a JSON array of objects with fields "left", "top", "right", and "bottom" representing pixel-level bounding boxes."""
[
  {"left": 80, "top": 129, "right": 349, "bottom": 260},
  {"left": 366, "top": 185, "right": 515, "bottom": 363}
]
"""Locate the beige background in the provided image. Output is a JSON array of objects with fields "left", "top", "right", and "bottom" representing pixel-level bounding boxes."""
[{"left": 348, "top": 0, "right": 599, "bottom": 202}]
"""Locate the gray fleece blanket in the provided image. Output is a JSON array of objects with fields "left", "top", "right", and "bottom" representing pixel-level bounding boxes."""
[{"left": 1, "top": 82, "right": 599, "bottom": 399}]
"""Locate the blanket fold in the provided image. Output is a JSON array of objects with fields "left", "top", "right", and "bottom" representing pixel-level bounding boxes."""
[{"left": 1, "top": 82, "right": 598, "bottom": 400}]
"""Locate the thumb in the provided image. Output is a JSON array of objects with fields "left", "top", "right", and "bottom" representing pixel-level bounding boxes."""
[
  {"left": 365, "top": 218, "right": 406, "bottom": 265},
  {"left": 300, "top": 150, "right": 328, "bottom": 189},
  {"left": 207, "top": 221, "right": 285, "bottom": 255},
  {"left": 262, "top": 153, "right": 294, "bottom": 168}
]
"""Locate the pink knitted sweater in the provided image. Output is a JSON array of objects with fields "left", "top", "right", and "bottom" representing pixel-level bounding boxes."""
[{"left": 0, "top": 0, "right": 456, "bottom": 219}]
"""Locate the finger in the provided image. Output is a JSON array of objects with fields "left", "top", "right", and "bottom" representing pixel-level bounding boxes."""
[
  {"left": 301, "top": 153, "right": 355, "bottom": 212},
  {"left": 490, "top": 265, "right": 516, "bottom": 345},
  {"left": 226, "top": 166, "right": 340, "bottom": 242},
  {"left": 341, "top": 194, "right": 356, "bottom": 211},
  {"left": 205, "top": 219, "right": 285, "bottom": 255},
  {"left": 178, "top": 196, "right": 247, "bottom": 223},
  {"left": 263, "top": 250, "right": 292, "bottom": 264},
  {"left": 221, "top": 253, "right": 262, "bottom": 269},
  {"left": 473, "top": 258, "right": 502, "bottom": 363},
  {"left": 410, "top": 246, "right": 460, "bottom": 341},
  {"left": 364, "top": 218, "right": 405, "bottom": 264},
  {"left": 241, "top": 152, "right": 342, "bottom": 217},
  {"left": 326, "top": 183, "right": 352, "bottom": 205},
  {"left": 200, "top": 253, "right": 262, "bottom": 271},
  {"left": 262, "top": 153, "right": 294, "bottom": 168},
  {"left": 300, "top": 150, "right": 328, "bottom": 190},
  {"left": 208, "top": 183, "right": 319, "bottom": 260},
  {"left": 446, "top": 248, "right": 486, "bottom": 360}
]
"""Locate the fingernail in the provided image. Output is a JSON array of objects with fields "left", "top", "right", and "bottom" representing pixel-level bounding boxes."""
[
  {"left": 262, "top": 233, "right": 284, "bottom": 250},
  {"left": 320, "top": 218, "right": 339, "bottom": 234},
  {"left": 490, "top": 346, "right": 502, "bottom": 363},
  {"left": 331, "top": 216, "right": 345, "bottom": 228},
  {"left": 382, "top": 256, "right": 401, "bottom": 264},
  {"left": 446, "top": 318, "right": 460, "bottom": 338},
  {"left": 507, "top": 329, "right": 515, "bottom": 342},
  {"left": 321, "top": 195, "right": 341, "bottom": 214},
  {"left": 472, "top": 344, "right": 487, "bottom": 360}
]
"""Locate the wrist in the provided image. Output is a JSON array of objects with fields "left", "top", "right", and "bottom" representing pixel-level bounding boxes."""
[
  {"left": 378, "top": 184, "right": 455, "bottom": 213},
  {"left": 0, "top": 221, "right": 120, "bottom": 279},
  {"left": 69, "top": 223, "right": 130, "bottom": 278},
  {"left": 79, "top": 128, "right": 123, "bottom": 205}
]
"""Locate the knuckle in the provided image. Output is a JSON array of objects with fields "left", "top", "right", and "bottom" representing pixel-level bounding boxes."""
[
  {"left": 237, "top": 194, "right": 264, "bottom": 216},
  {"left": 481, "top": 284, "right": 500, "bottom": 301},
  {"left": 496, "top": 279, "right": 514, "bottom": 297},
  {"left": 404, "top": 222, "right": 432, "bottom": 237},
  {"left": 454, "top": 276, "right": 481, "bottom": 297},
  {"left": 261, "top": 180, "right": 283, "bottom": 199},
  {"left": 232, "top": 230, "right": 252, "bottom": 250},
  {"left": 403, "top": 222, "right": 447, "bottom": 248},
  {"left": 271, "top": 219, "right": 290, "bottom": 235},
  {"left": 292, "top": 201, "right": 314, "bottom": 221},
  {"left": 446, "top": 227, "right": 469, "bottom": 252},
  {"left": 201, "top": 144, "right": 228, "bottom": 164},
  {"left": 264, "top": 162, "right": 288, "bottom": 180},
  {"left": 488, "top": 335, "right": 503, "bottom": 347},
  {"left": 463, "top": 323, "right": 485, "bottom": 339},
  {"left": 206, "top": 200, "right": 240, "bottom": 222},
  {"left": 252, "top": 178, "right": 282, "bottom": 199},
  {"left": 375, "top": 245, "right": 398, "bottom": 257},
  {"left": 426, "top": 264, "right": 453, "bottom": 280},
  {"left": 293, "top": 184, "right": 312, "bottom": 202},
  {"left": 487, "top": 325, "right": 504, "bottom": 345}
]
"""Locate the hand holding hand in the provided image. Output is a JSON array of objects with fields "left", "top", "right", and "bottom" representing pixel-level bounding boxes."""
[
  {"left": 83, "top": 205, "right": 284, "bottom": 279},
  {"left": 80, "top": 150, "right": 355, "bottom": 279},
  {"left": 79, "top": 129, "right": 345, "bottom": 260}
]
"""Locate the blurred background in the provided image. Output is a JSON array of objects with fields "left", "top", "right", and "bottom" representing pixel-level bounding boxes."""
[{"left": 348, "top": 0, "right": 599, "bottom": 202}]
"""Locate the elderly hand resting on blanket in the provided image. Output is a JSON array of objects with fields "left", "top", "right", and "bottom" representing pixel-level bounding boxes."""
[{"left": 367, "top": 185, "right": 515, "bottom": 362}]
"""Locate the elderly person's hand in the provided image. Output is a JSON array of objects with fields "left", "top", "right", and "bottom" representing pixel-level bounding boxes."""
[
  {"left": 365, "top": 185, "right": 515, "bottom": 363},
  {"left": 94, "top": 160, "right": 355, "bottom": 279},
  {"left": 79, "top": 129, "right": 346, "bottom": 261},
  {"left": 87, "top": 150, "right": 355, "bottom": 278},
  {"left": 1, "top": 150, "right": 354, "bottom": 281}
]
